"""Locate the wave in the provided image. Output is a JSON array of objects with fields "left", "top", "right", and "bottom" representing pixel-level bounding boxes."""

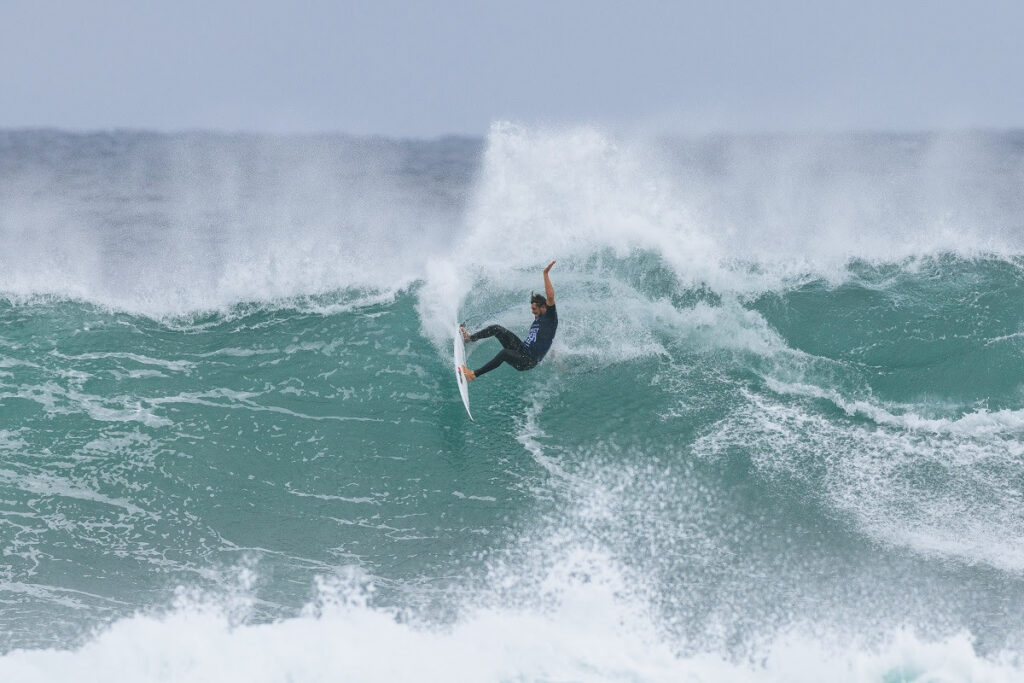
[{"left": 5, "top": 126, "right": 1024, "bottom": 670}]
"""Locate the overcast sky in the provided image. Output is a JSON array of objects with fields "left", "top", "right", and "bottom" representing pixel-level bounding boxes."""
[{"left": 2, "top": 0, "right": 1022, "bottom": 137}]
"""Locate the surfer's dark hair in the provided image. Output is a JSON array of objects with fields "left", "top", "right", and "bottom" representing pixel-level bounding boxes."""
[{"left": 530, "top": 293, "right": 547, "bottom": 307}]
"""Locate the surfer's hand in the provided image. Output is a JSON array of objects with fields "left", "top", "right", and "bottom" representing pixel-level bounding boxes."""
[
  {"left": 544, "top": 261, "right": 556, "bottom": 273},
  {"left": 460, "top": 326, "right": 471, "bottom": 343}
]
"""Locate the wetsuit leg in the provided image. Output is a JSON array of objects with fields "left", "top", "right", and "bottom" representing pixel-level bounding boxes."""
[
  {"left": 469, "top": 325, "right": 526, "bottom": 353},
  {"left": 474, "top": 348, "right": 537, "bottom": 377},
  {"left": 469, "top": 326, "right": 537, "bottom": 377}
]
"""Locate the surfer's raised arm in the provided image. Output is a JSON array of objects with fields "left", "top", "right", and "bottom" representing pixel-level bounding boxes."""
[{"left": 543, "top": 261, "right": 556, "bottom": 306}]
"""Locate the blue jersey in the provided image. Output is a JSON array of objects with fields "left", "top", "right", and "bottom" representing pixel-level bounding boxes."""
[{"left": 522, "top": 305, "right": 558, "bottom": 361}]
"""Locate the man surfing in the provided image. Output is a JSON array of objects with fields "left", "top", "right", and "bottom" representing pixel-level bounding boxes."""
[{"left": 460, "top": 261, "right": 558, "bottom": 382}]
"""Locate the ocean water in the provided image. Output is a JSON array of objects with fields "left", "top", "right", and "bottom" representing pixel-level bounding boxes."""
[{"left": 2, "top": 124, "right": 1024, "bottom": 681}]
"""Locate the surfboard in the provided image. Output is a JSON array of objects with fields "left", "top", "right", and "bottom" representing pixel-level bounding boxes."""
[{"left": 454, "top": 324, "right": 473, "bottom": 421}]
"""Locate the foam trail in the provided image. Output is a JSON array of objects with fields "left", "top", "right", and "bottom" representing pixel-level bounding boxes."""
[
  {"left": 766, "top": 377, "right": 1024, "bottom": 437},
  {"left": 695, "top": 388, "right": 1024, "bottom": 574}
]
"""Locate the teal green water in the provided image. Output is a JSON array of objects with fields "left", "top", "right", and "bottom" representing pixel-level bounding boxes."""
[
  {"left": 3, "top": 129, "right": 1024, "bottom": 680},
  {"left": 4, "top": 258, "right": 1024, "bottom": 653},
  {"left": 1, "top": 294, "right": 536, "bottom": 635}
]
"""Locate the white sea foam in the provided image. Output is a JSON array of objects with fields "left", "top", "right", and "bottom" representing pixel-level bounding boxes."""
[
  {"left": 0, "top": 469, "right": 146, "bottom": 517},
  {"left": 48, "top": 352, "right": 195, "bottom": 375},
  {"left": 0, "top": 383, "right": 173, "bottom": 428},
  {"left": 766, "top": 377, "right": 1024, "bottom": 437},
  {"left": 694, "top": 389, "right": 1024, "bottom": 573},
  {"left": 0, "top": 569, "right": 1019, "bottom": 683}
]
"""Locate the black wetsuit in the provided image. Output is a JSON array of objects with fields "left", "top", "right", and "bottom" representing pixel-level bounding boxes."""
[{"left": 470, "top": 305, "right": 558, "bottom": 378}]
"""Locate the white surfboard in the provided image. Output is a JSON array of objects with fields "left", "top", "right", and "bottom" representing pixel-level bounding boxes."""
[{"left": 454, "top": 324, "right": 473, "bottom": 420}]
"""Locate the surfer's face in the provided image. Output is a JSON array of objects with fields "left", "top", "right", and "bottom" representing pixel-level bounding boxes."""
[{"left": 531, "top": 302, "right": 546, "bottom": 317}]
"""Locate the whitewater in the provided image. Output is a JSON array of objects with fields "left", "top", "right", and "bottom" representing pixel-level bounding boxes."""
[{"left": 2, "top": 123, "right": 1024, "bottom": 681}]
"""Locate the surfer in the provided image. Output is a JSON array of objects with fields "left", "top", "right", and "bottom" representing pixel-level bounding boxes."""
[{"left": 460, "top": 261, "right": 558, "bottom": 382}]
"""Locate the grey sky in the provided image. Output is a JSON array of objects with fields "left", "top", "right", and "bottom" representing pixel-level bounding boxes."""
[{"left": 2, "top": 0, "right": 1022, "bottom": 137}]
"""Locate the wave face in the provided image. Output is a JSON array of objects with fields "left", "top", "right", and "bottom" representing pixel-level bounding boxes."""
[{"left": 3, "top": 126, "right": 1024, "bottom": 680}]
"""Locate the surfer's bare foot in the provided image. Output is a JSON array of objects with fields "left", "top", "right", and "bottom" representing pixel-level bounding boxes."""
[
  {"left": 460, "top": 326, "right": 471, "bottom": 343},
  {"left": 461, "top": 365, "right": 475, "bottom": 382}
]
